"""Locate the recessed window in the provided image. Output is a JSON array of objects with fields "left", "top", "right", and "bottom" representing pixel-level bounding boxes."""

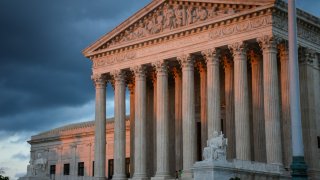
[
  {"left": 317, "top": 136, "right": 320, "bottom": 149},
  {"left": 50, "top": 165, "right": 56, "bottom": 175},
  {"left": 64, "top": 163, "right": 70, "bottom": 175},
  {"left": 78, "top": 162, "right": 84, "bottom": 176},
  {"left": 108, "top": 159, "right": 114, "bottom": 179}
]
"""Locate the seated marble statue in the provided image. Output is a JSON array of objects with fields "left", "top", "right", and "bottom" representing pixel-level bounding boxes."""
[
  {"left": 26, "top": 153, "right": 47, "bottom": 176},
  {"left": 203, "top": 131, "right": 228, "bottom": 161}
]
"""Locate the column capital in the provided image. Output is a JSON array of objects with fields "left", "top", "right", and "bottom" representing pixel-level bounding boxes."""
[
  {"left": 278, "top": 42, "right": 289, "bottom": 61},
  {"left": 152, "top": 60, "right": 168, "bottom": 75},
  {"left": 131, "top": 65, "right": 146, "bottom": 79},
  {"left": 177, "top": 54, "right": 194, "bottom": 69},
  {"left": 91, "top": 74, "right": 107, "bottom": 89},
  {"left": 128, "top": 82, "right": 135, "bottom": 95},
  {"left": 257, "top": 35, "right": 280, "bottom": 51},
  {"left": 298, "top": 47, "right": 317, "bottom": 65},
  {"left": 172, "top": 67, "right": 182, "bottom": 80},
  {"left": 111, "top": 70, "right": 125, "bottom": 84},
  {"left": 222, "top": 54, "right": 233, "bottom": 70},
  {"left": 228, "top": 42, "right": 247, "bottom": 58},
  {"left": 195, "top": 61, "right": 207, "bottom": 73},
  {"left": 201, "top": 48, "right": 220, "bottom": 65},
  {"left": 248, "top": 49, "right": 262, "bottom": 65}
]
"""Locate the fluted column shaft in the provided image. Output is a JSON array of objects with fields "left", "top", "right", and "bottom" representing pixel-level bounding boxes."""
[
  {"left": 128, "top": 83, "right": 135, "bottom": 178},
  {"left": 173, "top": 68, "right": 182, "bottom": 172},
  {"left": 223, "top": 56, "right": 235, "bottom": 160},
  {"left": 279, "top": 43, "right": 292, "bottom": 168},
  {"left": 112, "top": 70, "right": 127, "bottom": 180},
  {"left": 152, "top": 61, "right": 171, "bottom": 179},
  {"left": 178, "top": 54, "right": 196, "bottom": 179},
  {"left": 92, "top": 74, "right": 107, "bottom": 180},
  {"left": 132, "top": 66, "right": 148, "bottom": 180},
  {"left": 198, "top": 62, "right": 207, "bottom": 153},
  {"left": 202, "top": 49, "right": 220, "bottom": 139},
  {"left": 229, "top": 42, "right": 251, "bottom": 161},
  {"left": 249, "top": 50, "right": 266, "bottom": 162},
  {"left": 258, "top": 35, "right": 283, "bottom": 165}
]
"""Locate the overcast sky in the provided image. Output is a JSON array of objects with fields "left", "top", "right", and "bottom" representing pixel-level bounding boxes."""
[{"left": 0, "top": 0, "right": 319, "bottom": 179}]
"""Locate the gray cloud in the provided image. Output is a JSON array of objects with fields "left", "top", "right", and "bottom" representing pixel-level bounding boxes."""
[
  {"left": 11, "top": 153, "right": 29, "bottom": 161},
  {"left": 0, "top": 0, "right": 150, "bottom": 133}
]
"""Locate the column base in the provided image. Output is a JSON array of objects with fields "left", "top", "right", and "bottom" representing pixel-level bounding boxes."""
[
  {"left": 95, "top": 177, "right": 107, "bottom": 180},
  {"left": 151, "top": 174, "right": 175, "bottom": 180},
  {"left": 290, "top": 156, "right": 308, "bottom": 179},
  {"left": 113, "top": 174, "right": 128, "bottom": 180},
  {"left": 130, "top": 174, "right": 149, "bottom": 180}
]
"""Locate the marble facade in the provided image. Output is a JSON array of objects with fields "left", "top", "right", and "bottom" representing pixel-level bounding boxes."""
[{"left": 21, "top": 0, "right": 320, "bottom": 179}]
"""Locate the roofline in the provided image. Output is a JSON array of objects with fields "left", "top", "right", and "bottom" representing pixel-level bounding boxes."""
[{"left": 82, "top": 0, "right": 164, "bottom": 57}]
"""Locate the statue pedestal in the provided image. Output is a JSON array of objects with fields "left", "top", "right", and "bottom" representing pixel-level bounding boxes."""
[
  {"left": 193, "top": 159, "right": 290, "bottom": 180},
  {"left": 18, "top": 176, "right": 50, "bottom": 180}
]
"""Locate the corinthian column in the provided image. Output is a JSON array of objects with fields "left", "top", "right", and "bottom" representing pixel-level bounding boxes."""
[
  {"left": 128, "top": 82, "right": 135, "bottom": 178},
  {"left": 92, "top": 74, "right": 107, "bottom": 180},
  {"left": 223, "top": 55, "right": 235, "bottom": 160},
  {"left": 258, "top": 35, "right": 283, "bottom": 165},
  {"left": 172, "top": 67, "right": 182, "bottom": 172},
  {"left": 248, "top": 50, "right": 266, "bottom": 162},
  {"left": 151, "top": 61, "right": 172, "bottom": 180},
  {"left": 228, "top": 42, "right": 251, "bottom": 161},
  {"left": 131, "top": 65, "right": 148, "bottom": 180},
  {"left": 177, "top": 54, "right": 196, "bottom": 179},
  {"left": 278, "top": 42, "right": 292, "bottom": 168},
  {"left": 202, "top": 49, "right": 220, "bottom": 139},
  {"left": 112, "top": 70, "right": 127, "bottom": 180}
]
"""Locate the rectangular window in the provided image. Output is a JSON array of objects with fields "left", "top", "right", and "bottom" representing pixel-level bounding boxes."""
[
  {"left": 125, "top": 158, "right": 130, "bottom": 178},
  {"left": 63, "top": 163, "right": 70, "bottom": 175},
  {"left": 92, "top": 161, "right": 95, "bottom": 177},
  {"left": 78, "top": 162, "right": 84, "bottom": 176},
  {"left": 108, "top": 159, "right": 114, "bottom": 179},
  {"left": 318, "top": 136, "right": 320, "bottom": 149},
  {"left": 50, "top": 165, "right": 56, "bottom": 175}
]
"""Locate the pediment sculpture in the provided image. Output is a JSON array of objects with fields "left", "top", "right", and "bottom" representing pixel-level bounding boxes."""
[
  {"left": 203, "top": 131, "right": 228, "bottom": 161},
  {"left": 100, "top": 1, "right": 251, "bottom": 50}
]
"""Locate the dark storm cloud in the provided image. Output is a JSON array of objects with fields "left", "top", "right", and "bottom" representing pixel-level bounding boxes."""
[{"left": 0, "top": 0, "right": 151, "bottom": 132}]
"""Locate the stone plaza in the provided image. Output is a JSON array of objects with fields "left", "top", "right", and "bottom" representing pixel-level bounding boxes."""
[{"left": 20, "top": 0, "right": 320, "bottom": 179}]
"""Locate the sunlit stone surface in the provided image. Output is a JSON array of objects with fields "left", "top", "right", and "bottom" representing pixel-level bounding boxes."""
[{"left": 20, "top": 0, "right": 320, "bottom": 179}]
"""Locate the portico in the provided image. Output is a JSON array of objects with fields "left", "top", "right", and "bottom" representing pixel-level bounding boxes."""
[{"left": 84, "top": 0, "right": 320, "bottom": 179}]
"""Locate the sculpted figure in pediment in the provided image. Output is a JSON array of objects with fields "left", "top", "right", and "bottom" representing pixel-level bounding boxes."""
[
  {"left": 155, "top": 10, "right": 164, "bottom": 33},
  {"left": 173, "top": 4, "right": 185, "bottom": 27},
  {"left": 208, "top": 6, "right": 218, "bottom": 18},
  {"left": 196, "top": 6, "right": 208, "bottom": 21},
  {"left": 135, "top": 21, "right": 149, "bottom": 38},
  {"left": 163, "top": 3, "right": 175, "bottom": 30},
  {"left": 186, "top": 6, "right": 194, "bottom": 25}
]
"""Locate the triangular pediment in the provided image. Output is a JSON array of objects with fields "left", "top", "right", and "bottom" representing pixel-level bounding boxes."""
[{"left": 83, "top": 0, "right": 276, "bottom": 57}]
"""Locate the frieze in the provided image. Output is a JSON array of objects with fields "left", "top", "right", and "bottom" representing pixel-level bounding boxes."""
[
  {"left": 209, "top": 16, "right": 272, "bottom": 39},
  {"left": 273, "top": 15, "right": 320, "bottom": 46},
  {"left": 93, "top": 51, "right": 136, "bottom": 68},
  {"left": 93, "top": 15, "right": 273, "bottom": 69},
  {"left": 97, "top": 1, "right": 253, "bottom": 51}
]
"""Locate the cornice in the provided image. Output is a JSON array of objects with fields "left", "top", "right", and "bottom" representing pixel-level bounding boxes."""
[{"left": 89, "top": 4, "right": 274, "bottom": 62}]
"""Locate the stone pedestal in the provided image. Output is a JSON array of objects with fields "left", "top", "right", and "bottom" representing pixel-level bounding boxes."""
[{"left": 193, "top": 159, "right": 289, "bottom": 180}]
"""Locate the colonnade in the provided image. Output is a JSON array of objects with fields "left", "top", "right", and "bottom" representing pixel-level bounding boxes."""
[{"left": 91, "top": 35, "right": 315, "bottom": 179}]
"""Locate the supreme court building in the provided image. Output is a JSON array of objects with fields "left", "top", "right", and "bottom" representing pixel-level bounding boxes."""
[{"left": 21, "top": 0, "right": 320, "bottom": 180}]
